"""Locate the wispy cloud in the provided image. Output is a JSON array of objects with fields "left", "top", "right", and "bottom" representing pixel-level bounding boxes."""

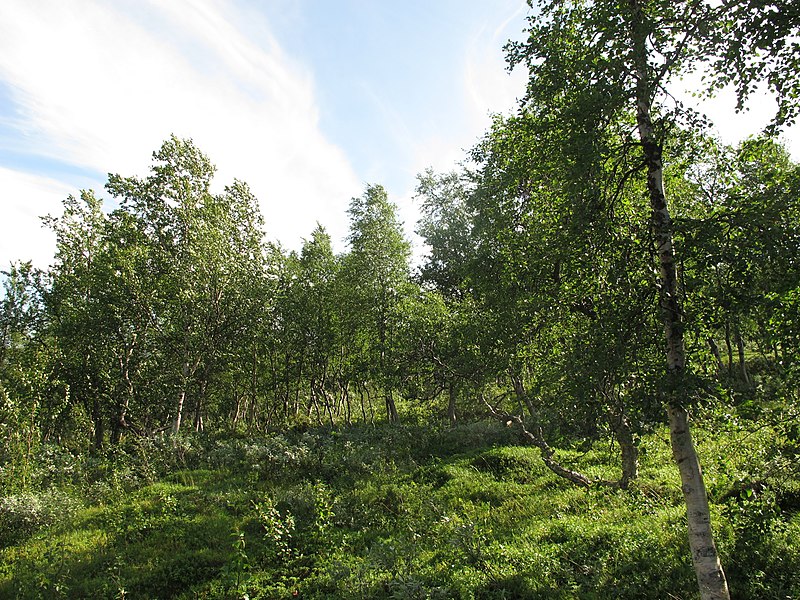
[
  {"left": 463, "top": 1, "right": 528, "bottom": 138},
  {"left": 0, "top": 0, "right": 362, "bottom": 267},
  {"left": 393, "top": 1, "right": 529, "bottom": 263},
  {"left": 0, "top": 167, "right": 73, "bottom": 269}
]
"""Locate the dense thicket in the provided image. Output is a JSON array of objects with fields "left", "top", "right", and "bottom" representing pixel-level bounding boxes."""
[{"left": 1, "top": 138, "right": 422, "bottom": 461}]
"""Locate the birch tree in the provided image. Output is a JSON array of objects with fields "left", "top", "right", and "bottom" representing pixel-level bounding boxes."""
[
  {"left": 105, "top": 137, "right": 268, "bottom": 435},
  {"left": 341, "top": 185, "right": 412, "bottom": 423},
  {"left": 504, "top": 1, "right": 742, "bottom": 597},
  {"left": 44, "top": 191, "right": 115, "bottom": 449}
]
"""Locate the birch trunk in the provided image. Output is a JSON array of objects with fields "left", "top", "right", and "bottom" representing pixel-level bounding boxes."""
[
  {"left": 173, "top": 358, "right": 199, "bottom": 437},
  {"left": 725, "top": 321, "right": 734, "bottom": 374},
  {"left": 385, "top": 388, "right": 399, "bottom": 423},
  {"left": 173, "top": 384, "right": 186, "bottom": 436},
  {"left": 447, "top": 381, "right": 457, "bottom": 427},
  {"left": 734, "top": 322, "right": 750, "bottom": 386},
  {"left": 708, "top": 337, "right": 725, "bottom": 378},
  {"left": 172, "top": 362, "right": 189, "bottom": 436},
  {"left": 629, "top": 2, "right": 730, "bottom": 597},
  {"left": 608, "top": 407, "right": 638, "bottom": 489}
]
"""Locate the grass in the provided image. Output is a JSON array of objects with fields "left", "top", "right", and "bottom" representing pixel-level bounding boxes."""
[{"left": 0, "top": 418, "right": 798, "bottom": 599}]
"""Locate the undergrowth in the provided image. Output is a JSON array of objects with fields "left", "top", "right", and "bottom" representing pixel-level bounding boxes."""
[{"left": 0, "top": 418, "right": 798, "bottom": 599}]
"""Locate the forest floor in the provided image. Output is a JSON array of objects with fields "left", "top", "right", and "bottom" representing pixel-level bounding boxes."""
[{"left": 1, "top": 414, "right": 798, "bottom": 599}]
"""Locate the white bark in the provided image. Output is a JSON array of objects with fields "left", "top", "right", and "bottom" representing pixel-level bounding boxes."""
[{"left": 628, "top": 2, "right": 730, "bottom": 597}]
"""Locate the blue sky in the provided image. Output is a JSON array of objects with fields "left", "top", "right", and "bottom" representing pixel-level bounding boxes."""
[
  {"left": 0, "top": 0, "right": 797, "bottom": 270},
  {"left": 0, "top": 0, "right": 529, "bottom": 268}
]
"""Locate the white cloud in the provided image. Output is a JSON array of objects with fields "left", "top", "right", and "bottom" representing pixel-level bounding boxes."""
[
  {"left": 0, "top": 167, "right": 72, "bottom": 269},
  {"left": 463, "top": 1, "right": 529, "bottom": 140},
  {"left": 671, "top": 71, "right": 800, "bottom": 158},
  {"left": 395, "top": 0, "right": 529, "bottom": 265},
  {"left": 0, "top": 0, "right": 362, "bottom": 262}
]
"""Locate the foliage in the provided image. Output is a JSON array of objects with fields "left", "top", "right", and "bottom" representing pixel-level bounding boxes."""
[
  {"left": 705, "top": 0, "right": 800, "bottom": 131},
  {"left": 0, "top": 1, "right": 799, "bottom": 595},
  {"left": 0, "top": 421, "right": 796, "bottom": 599},
  {"left": 0, "top": 490, "right": 81, "bottom": 547}
]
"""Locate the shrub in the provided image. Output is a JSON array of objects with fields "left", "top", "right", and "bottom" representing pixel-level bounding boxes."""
[
  {"left": 427, "top": 420, "right": 517, "bottom": 457},
  {"left": 0, "top": 490, "right": 80, "bottom": 546}
]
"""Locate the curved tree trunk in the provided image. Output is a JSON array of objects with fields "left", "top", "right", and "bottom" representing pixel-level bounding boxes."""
[{"left": 506, "top": 376, "right": 593, "bottom": 488}]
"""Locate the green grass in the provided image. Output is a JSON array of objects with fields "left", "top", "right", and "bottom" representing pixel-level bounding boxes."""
[{"left": 0, "top": 419, "right": 798, "bottom": 599}]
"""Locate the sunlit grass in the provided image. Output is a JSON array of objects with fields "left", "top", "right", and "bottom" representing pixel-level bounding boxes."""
[{"left": 1, "top": 419, "right": 797, "bottom": 599}]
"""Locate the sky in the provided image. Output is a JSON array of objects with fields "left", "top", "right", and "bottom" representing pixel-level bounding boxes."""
[
  {"left": 0, "top": 0, "right": 797, "bottom": 271},
  {"left": 0, "top": 0, "right": 529, "bottom": 269}
]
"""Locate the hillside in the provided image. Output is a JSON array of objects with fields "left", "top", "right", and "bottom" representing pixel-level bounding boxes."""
[{"left": 2, "top": 416, "right": 798, "bottom": 599}]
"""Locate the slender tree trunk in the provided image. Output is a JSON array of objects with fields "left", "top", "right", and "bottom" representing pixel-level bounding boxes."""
[
  {"left": 629, "top": 3, "right": 729, "bottom": 597},
  {"left": 511, "top": 373, "right": 538, "bottom": 417},
  {"left": 378, "top": 309, "right": 399, "bottom": 423},
  {"left": 250, "top": 341, "right": 259, "bottom": 422},
  {"left": 232, "top": 394, "right": 243, "bottom": 427},
  {"left": 173, "top": 360, "right": 190, "bottom": 436},
  {"left": 619, "top": 431, "right": 638, "bottom": 490},
  {"left": 120, "top": 355, "right": 134, "bottom": 428},
  {"left": 112, "top": 343, "right": 136, "bottom": 445},
  {"left": 174, "top": 387, "right": 186, "bottom": 436},
  {"left": 708, "top": 337, "right": 725, "bottom": 378},
  {"left": 724, "top": 320, "right": 734, "bottom": 375},
  {"left": 342, "top": 381, "right": 352, "bottom": 426},
  {"left": 310, "top": 393, "right": 322, "bottom": 424},
  {"left": 194, "top": 376, "right": 207, "bottom": 433},
  {"left": 92, "top": 396, "right": 104, "bottom": 451},
  {"left": 322, "top": 389, "right": 335, "bottom": 426},
  {"left": 734, "top": 321, "right": 750, "bottom": 386},
  {"left": 174, "top": 357, "right": 200, "bottom": 436},
  {"left": 638, "top": 106, "right": 731, "bottom": 600},
  {"left": 607, "top": 403, "right": 638, "bottom": 489},
  {"left": 319, "top": 368, "right": 336, "bottom": 426},
  {"left": 385, "top": 388, "right": 399, "bottom": 423},
  {"left": 447, "top": 381, "right": 458, "bottom": 427},
  {"left": 312, "top": 369, "right": 332, "bottom": 426},
  {"left": 282, "top": 352, "right": 292, "bottom": 419},
  {"left": 358, "top": 383, "right": 368, "bottom": 423},
  {"left": 366, "top": 385, "right": 375, "bottom": 424}
]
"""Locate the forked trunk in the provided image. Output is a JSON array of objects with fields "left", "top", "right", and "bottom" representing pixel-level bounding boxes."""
[
  {"left": 174, "top": 358, "right": 199, "bottom": 437},
  {"left": 725, "top": 321, "right": 734, "bottom": 374},
  {"left": 385, "top": 388, "right": 399, "bottom": 423},
  {"left": 194, "top": 377, "right": 207, "bottom": 432},
  {"left": 609, "top": 407, "right": 638, "bottom": 490}
]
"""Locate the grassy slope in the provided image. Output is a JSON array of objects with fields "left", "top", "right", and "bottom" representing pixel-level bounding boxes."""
[{"left": 1, "top": 418, "right": 798, "bottom": 599}]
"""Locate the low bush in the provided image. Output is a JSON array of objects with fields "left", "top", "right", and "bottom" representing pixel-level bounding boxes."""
[{"left": 0, "top": 490, "right": 81, "bottom": 546}]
